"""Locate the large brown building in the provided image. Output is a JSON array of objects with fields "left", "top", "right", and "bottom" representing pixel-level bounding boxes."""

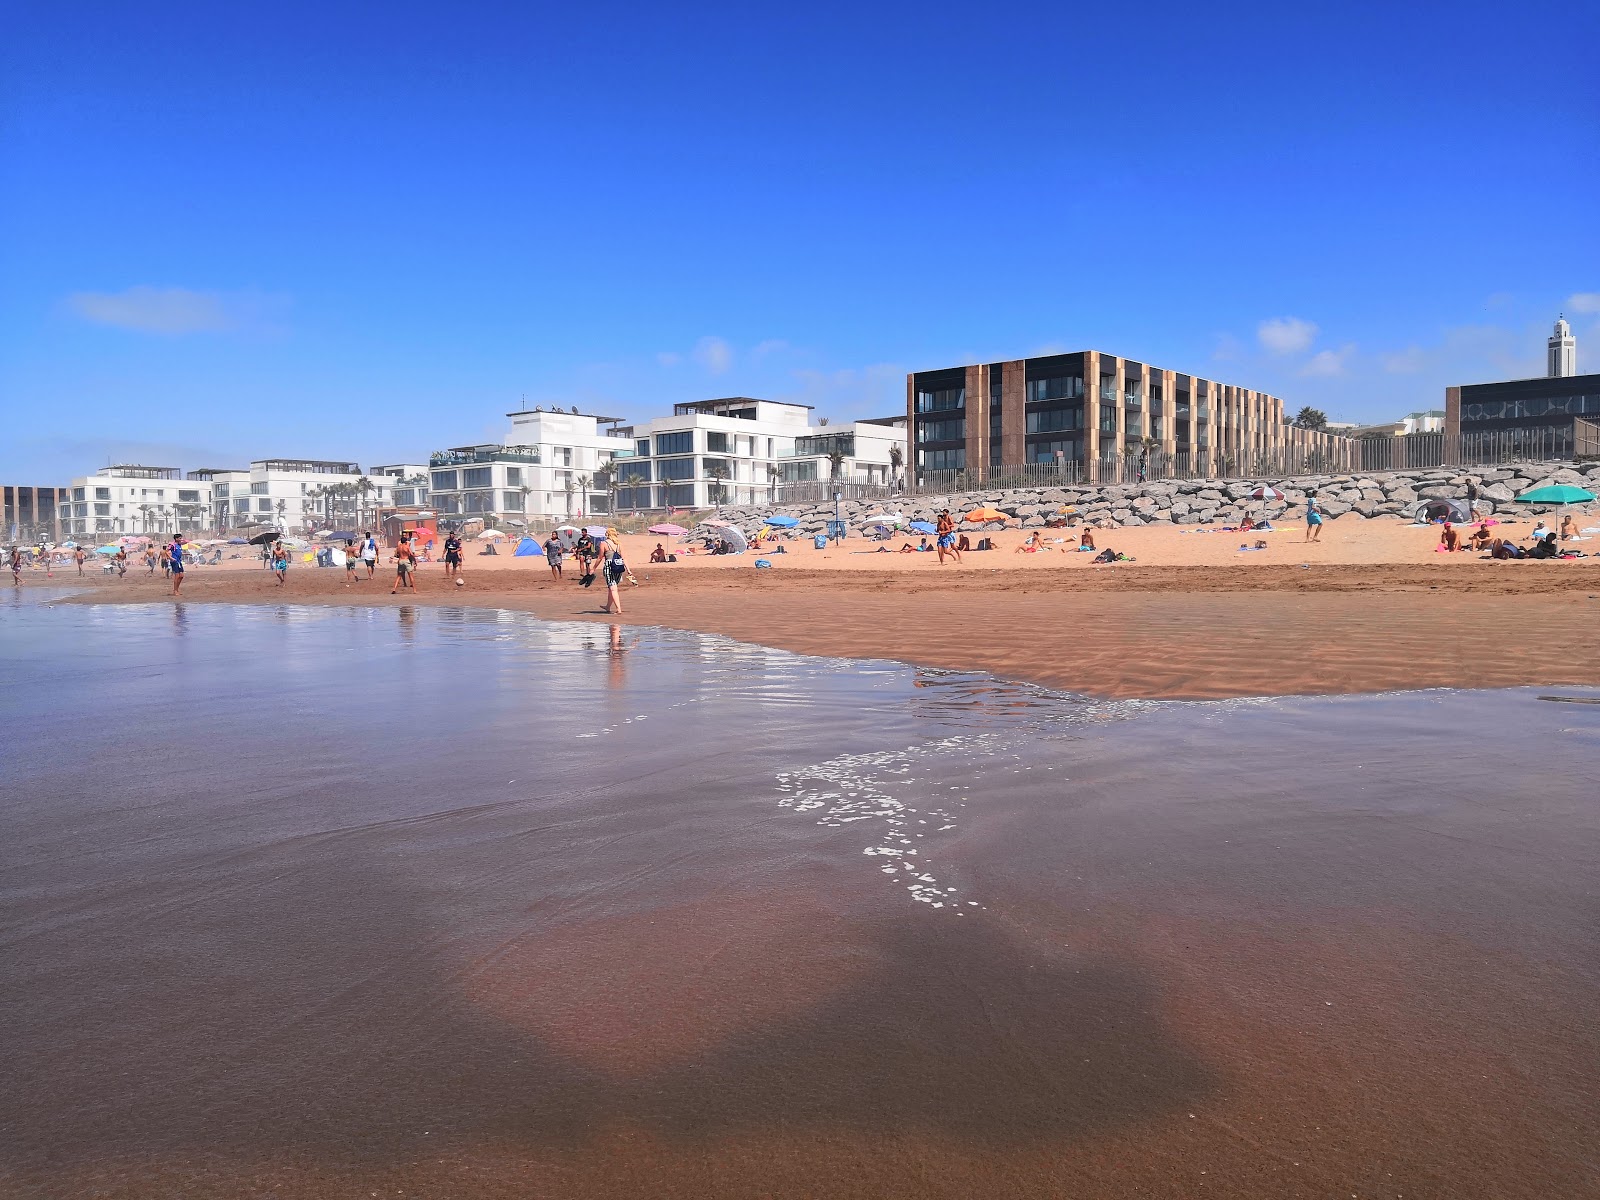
[
  {"left": 907, "top": 351, "right": 1345, "bottom": 481},
  {"left": 3, "top": 485, "right": 70, "bottom": 543}
]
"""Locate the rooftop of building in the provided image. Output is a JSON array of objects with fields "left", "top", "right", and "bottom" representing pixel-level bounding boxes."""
[
  {"left": 911, "top": 351, "right": 1281, "bottom": 395},
  {"left": 507, "top": 405, "right": 626, "bottom": 425},
  {"left": 249, "top": 459, "right": 363, "bottom": 474},
  {"left": 185, "top": 467, "right": 247, "bottom": 479},
  {"left": 1457, "top": 370, "right": 1598, "bottom": 389},
  {"left": 97, "top": 465, "right": 182, "bottom": 479},
  {"left": 670, "top": 396, "right": 814, "bottom": 416}
]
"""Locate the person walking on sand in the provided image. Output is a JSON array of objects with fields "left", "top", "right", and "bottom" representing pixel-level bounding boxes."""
[
  {"left": 159, "top": 541, "right": 172, "bottom": 578},
  {"left": 543, "top": 532, "right": 564, "bottom": 579},
  {"left": 144, "top": 543, "right": 158, "bottom": 574},
  {"left": 169, "top": 535, "right": 186, "bottom": 595},
  {"left": 442, "top": 531, "right": 463, "bottom": 582},
  {"left": 114, "top": 546, "right": 128, "bottom": 577},
  {"left": 361, "top": 531, "right": 378, "bottom": 579},
  {"left": 936, "top": 509, "right": 958, "bottom": 565},
  {"left": 74, "top": 546, "right": 86, "bottom": 576},
  {"left": 344, "top": 540, "right": 361, "bottom": 586},
  {"left": 9, "top": 546, "right": 21, "bottom": 586},
  {"left": 391, "top": 535, "right": 418, "bottom": 594},
  {"left": 1304, "top": 490, "right": 1324, "bottom": 543},
  {"left": 271, "top": 539, "right": 288, "bottom": 585}
]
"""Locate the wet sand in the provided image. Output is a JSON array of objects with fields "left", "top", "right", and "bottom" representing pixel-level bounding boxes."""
[
  {"left": 57, "top": 549, "right": 1600, "bottom": 699},
  {"left": 4, "top": 601, "right": 1599, "bottom": 1198}
]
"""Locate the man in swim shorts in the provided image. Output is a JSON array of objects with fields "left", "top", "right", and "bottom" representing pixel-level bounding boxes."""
[
  {"left": 442, "top": 531, "right": 463, "bottom": 581},
  {"left": 169, "top": 535, "right": 185, "bottom": 595}
]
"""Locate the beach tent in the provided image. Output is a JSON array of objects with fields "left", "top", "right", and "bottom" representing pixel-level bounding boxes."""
[
  {"left": 718, "top": 526, "right": 749, "bottom": 553},
  {"left": 552, "top": 525, "right": 580, "bottom": 550},
  {"left": 1413, "top": 498, "right": 1474, "bottom": 524},
  {"left": 513, "top": 536, "right": 543, "bottom": 557}
]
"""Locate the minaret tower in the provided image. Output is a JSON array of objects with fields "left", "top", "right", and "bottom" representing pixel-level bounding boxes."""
[{"left": 1548, "top": 314, "right": 1576, "bottom": 377}]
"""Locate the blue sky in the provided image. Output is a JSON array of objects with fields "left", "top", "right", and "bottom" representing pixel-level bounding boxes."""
[{"left": 3, "top": 0, "right": 1597, "bottom": 481}]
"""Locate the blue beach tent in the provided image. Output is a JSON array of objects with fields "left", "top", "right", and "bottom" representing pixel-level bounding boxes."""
[{"left": 513, "top": 536, "right": 543, "bottom": 557}]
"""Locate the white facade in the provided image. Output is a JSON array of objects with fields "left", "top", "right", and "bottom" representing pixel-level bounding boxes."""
[
  {"left": 370, "top": 463, "right": 431, "bottom": 511},
  {"left": 427, "top": 409, "right": 634, "bottom": 525},
  {"left": 214, "top": 460, "right": 409, "bottom": 534},
  {"left": 1549, "top": 314, "right": 1577, "bottom": 378},
  {"left": 614, "top": 399, "right": 909, "bottom": 511},
  {"left": 61, "top": 467, "right": 213, "bottom": 539},
  {"left": 1399, "top": 410, "right": 1446, "bottom": 434}
]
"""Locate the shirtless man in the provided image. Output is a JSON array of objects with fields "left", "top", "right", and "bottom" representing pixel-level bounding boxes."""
[
  {"left": 391, "top": 535, "right": 418, "bottom": 594},
  {"left": 935, "top": 510, "right": 960, "bottom": 565}
]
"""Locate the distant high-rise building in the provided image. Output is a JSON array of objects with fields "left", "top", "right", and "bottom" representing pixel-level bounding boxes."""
[{"left": 1548, "top": 314, "right": 1577, "bottom": 377}]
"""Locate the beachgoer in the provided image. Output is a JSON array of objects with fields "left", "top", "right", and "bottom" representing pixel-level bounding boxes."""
[
  {"left": 1468, "top": 523, "right": 1492, "bottom": 551},
  {"left": 1530, "top": 521, "right": 1550, "bottom": 542},
  {"left": 169, "top": 536, "right": 185, "bottom": 595},
  {"left": 271, "top": 540, "right": 288, "bottom": 585},
  {"left": 158, "top": 542, "right": 171, "bottom": 577},
  {"left": 74, "top": 546, "right": 86, "bottom": 576},
  {"left": 361, "top": 531, "right": 378, "bottom": 578},
  {"left": 344, "top": 540, "right": 360, "bottom": 585},
  {"left": 574, "top": 531, "right": 595, "bottom": 578},
  {"left": 649, "top": 543, "right": 667, "bottom": 563},
  {"left": 145, "top": 544, "right": 158, "bottom": 574},
  {"left": 935, "top": 509, "right": 956, "bottom": 565},
  {"left": 391, "top": 535, "right": 417, "bottom": 593},
  {"left": 1530, "top": 533, "right": 1561, "bottom": 560},
  {"left": 1304, "top": 491, "right": 1323, "bottom": 543},
  {"left": 1560, "top": 514, "right": 1577, "bottom": 541},
  {"left": 1465, "top": 478, "right": 1480, "bottom": 514},
  {"left": 1439, "top": 523, "right": 1460, "bottom": 552},
  {"left": 1080, "top": 530, "right": 1096, "bottom": 551},
  {"left": 114, "top": 547, "right": 127, "bottom": 576},
  {"left": 442, "top": 532, "right": 463, "bottom": 580},
  {"left": 601, "top": 544, "right": 627, "bottom": 614},
  {"left": 8, "top": 546, "right": 21, "bottom": 585},
  {"left": 544, "top": 534, "right": 564, "bottom": 578}
]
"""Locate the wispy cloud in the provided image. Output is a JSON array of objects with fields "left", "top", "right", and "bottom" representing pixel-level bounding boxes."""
[
  {"left": 750, "top": 339, "right": 790, "bottom": 358},
  {"left": 692, "top": 335, "right": 733, "bottom": 374},
  {"left": 1380, "top": 345, "right": 1428, "bottom": 374},
  {"left": 1567, "top": 292, "right": 1600, "bottom": 315},
  {"left": 655, "top": 351, "right": 682, "bottom": 367},
  {"left": 1257, "top": 316, "right": 1319, "bottom": 355},
  {"left": 1299, "top": 344, "right": 1355, "bottom": 377},
  {"left": 65, "top": 286, "right": 287, "bottom": 335}
]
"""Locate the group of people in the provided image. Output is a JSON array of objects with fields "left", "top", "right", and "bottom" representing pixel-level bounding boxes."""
[
  {"left": 540, "top": 527, "right": 630, "bottom": 613},
  {"left": 1439, "top": 514, "right": 1584, "bottom": 559}
]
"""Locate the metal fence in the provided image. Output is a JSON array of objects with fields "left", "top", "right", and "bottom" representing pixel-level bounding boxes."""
[
  {"left": 1355, "top": 421, "right": 1600, "bottom": 472},
  {"left": 905, "top": 445, "right": 1357, "bottom": 495}
]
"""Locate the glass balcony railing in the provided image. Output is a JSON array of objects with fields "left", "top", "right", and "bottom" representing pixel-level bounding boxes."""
[{"left": 430, "top": 447, "right": 542, "bottom": 466}]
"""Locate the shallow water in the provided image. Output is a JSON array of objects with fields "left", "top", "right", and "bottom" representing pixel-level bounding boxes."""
[{"left": 3, "top": 593, "right": 1598, "bottom": 1199}]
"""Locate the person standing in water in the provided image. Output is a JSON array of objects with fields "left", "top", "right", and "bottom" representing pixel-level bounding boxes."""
[
  {"left": 169, "top": 535, "right": 185, "bottom": 595},
  {"left": 8, "top": 546, "right": 22, "bottom": 586}
]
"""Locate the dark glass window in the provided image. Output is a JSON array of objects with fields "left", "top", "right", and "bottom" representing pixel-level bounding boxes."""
[
  {"left": 430, "top": 470, "right": 458, "bottom": 492},
  {"left": 1026, "top": 407, "right": 1083, "bottom": 434},
  {"left": 462, "top": 467, "right": 492, "bottom": 489},
  {"left": 655, "top": 431, "right": 693, "bottom": 455},
  {"left": 618, "top": 461, "right": 652, "bottom": 483},
  {"left": 917, "top": 417, "right": 966, "bottom": 443},
  {"left": 665, "top": 485, "right": 696, "bottom": 506},
  {"left": 658, "top": 457, "right": 695, "bottom": 481},
  {"left": 916, "top": 387, "right": 965, "bottom": 413},
  {"left": 1027, "top": 437, "right": 1081, "bottom": 463},
  {"left": 706, "top": 431, "right": 730, "bottom": 453},
  {"left": 1026, "top": 376, "right": 1083, "bottom": 402},
  {"left": 918, "top": 448, "right": 965, "bottom": 471},
  {"left": 1099, "top": 406, "right": 1118, "bottom": 434},
  {"left": 1099, "top": 375, "right": 1116, "bottom": 401}
]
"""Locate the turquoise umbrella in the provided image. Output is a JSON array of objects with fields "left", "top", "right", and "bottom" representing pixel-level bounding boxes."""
[{"left": 1517, "top": 485, "right": 1594, "bottom": 504}]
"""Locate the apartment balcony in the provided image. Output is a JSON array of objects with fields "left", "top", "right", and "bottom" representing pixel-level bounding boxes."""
[{"left": 430, "top": 447, "right": 543, "bottom": 466}]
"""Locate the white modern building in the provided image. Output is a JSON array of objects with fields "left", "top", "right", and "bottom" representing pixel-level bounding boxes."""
[
  {"left": 427, "top": 408, "right": 634, "bottom": 525},
  {"left": 207, "top": 459, "right": 416, "bottom": 534},
  {"left": 613, "top": 399, "right": 908, "bottom": 510},
  {"left": 61, "top": 466, "right": 213, "bottom": 540},
  {"left": 370, "top": 463, "right": 431, "bottom": 511},
  {"left": 1549, "top": 314, "right": 1577, "bottom": 378}
]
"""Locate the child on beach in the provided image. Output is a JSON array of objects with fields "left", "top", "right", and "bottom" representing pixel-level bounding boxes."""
[{"left": 1304, "top": 491, "right": 1324, "bottom": 543}]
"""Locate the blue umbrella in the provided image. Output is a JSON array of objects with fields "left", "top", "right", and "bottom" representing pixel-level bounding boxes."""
[
  {"left": 909, "top": 520, "right": 936, "bottom": 534},
  {"left": 94, "top": 545, "right": 118, "bottom": 555},
  {"left": 764, "top": 515, "right": 799, "bottom": 527},
  {"left": 227, "top": 538, "right": 248, "bottom": 544}
]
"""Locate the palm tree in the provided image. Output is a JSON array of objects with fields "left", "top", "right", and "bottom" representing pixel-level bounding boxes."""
[
  {"left": 307, "top": 486, "right": 325, "bottom": 529},
  {"left": 563, "top": 475, "right": 576, "bottom": 517},
  {"left": 621, "top": 470, "right": 647, "bottom": 512},
  {"left": 705, "top": 464, "right": 729, "bottom": 509},
  {"left": 766, "top": 464, "right": 780, "bottom": 504},
  {"left": 593, "top": 462, "right": 616, "bottom": 515},
  {"left": 519, "top": 485, "right": 532, "bottom": 524},
  {"left": 888, "top": 442, "right": 904, "bottom": 481},
  {"left": 274, "top": 498, "right": 287, "bottom": 530},
  {"left": 575, "top": 474, "right": 591, "bottom": 518},
  {"left": 137, "top": 503, "right": 152, "bottom": 534},
  {"left": 355, "top": 475, "right": 374, "bottom": 527},
  {"left": 826, "top": 448, "right": 846, "bottom": 482}
]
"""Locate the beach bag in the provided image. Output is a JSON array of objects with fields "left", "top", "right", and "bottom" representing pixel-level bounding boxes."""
[{"left": 754, "top": 558, "right": 772, "bottom": 569}]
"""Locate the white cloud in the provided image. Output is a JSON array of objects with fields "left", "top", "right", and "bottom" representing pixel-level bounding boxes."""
[
  {"left": 1257, "top": 316, "right": 1319, "bottom": 355},
  {"left": 1380, "top": 345, "right": 1428, "bottom": 374},
  {"left": 1299, "top": 344, "right": 1355, "bottom": 377},
  {"left": 65, "top": 286, "right": 284, "bottom": 335},
  {"left": 655, "top": 351, "right": 682, "bottom": 367},
  {"left": 693, "top": 335, "right": 733, "bottom": 374},
  {"left": 1566, "top": 292, "right": 1600, "bottom": 315}
]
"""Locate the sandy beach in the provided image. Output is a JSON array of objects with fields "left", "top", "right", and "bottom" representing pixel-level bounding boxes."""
[{"left": 53, "top": 513, "right": 1600, "bottom": 699}]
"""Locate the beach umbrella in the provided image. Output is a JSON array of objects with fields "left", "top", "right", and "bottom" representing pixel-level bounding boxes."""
[
  {"left": 763, "top": 514, "right": 799, "bottom": 528},
  {"left": 477, "top": 529, "right": 507, "bottom": 539},
  {"left": 1249, "top": 486, "right": 1285, "bottom": 501},
  {"left": 859, "top": 512, "right": 906, "bottom": 527},
  {"left": 119, "top": 535, "right": 150, "bottom": 545},
  {"left": 247, "top": 530, "right": 278, "bottom": 545},
  {"left": 227, "top": 537, "right": 248, "bottom": 545},
  {"left": 908, "top": 520, "right": 937, "bottom": 534},
  {"left": 59, "top": 540, "right": 78, "bottom": 549},
  {"left": 964, "top": 506, "right": 1008, "bottom": 524},
  {"left": 1518, "top": 484, "right": 1594, "bottom": 505},
  {"left": 648, "top": 523, "right": 687, "bottom": 536},
  {"left": 711, "top": 526, "right": 749, "bottom": 553},
  {"left": 95, "top": 545, "right": 118, "bottom": 555}
]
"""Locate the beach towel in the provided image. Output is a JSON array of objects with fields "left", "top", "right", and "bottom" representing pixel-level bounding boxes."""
[{"left": 754, "top": 559, "right": 773, "bottom": 569}]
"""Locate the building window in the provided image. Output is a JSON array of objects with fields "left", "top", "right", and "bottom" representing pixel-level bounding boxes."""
[
  {"left": 73, "top": 487, "right": 85, "bottom": 501},
  {"left": 655, "top": 431, "right": 693, "bottom": 455},
  {"left": 462, "top": 467, "right": 492, "bottom": 489},
  {"left": 658, "top": 457, "right": 695, "bottom": 481},
  {"left": 392, "top": 488, "right": 416, "bottom": 506},
  {"left": 557, "top": 447, "right": 573, "bottom": 467},
  {"left": 502, "top": 491, "right": 525, "bottom": 510},
  {"left": 178, "top": 490, "right": 200, "bottom": 502},
  {"left": 918, "top": 448, "right": 965, "bottom": 471},
  {"left": 1026, "top": 375, "right": 1083, "bottom": 402},
  {"left": 434, "top": 495, "right": 460, "bottom": 514},
  {"left": 1099, "top": 406, "right": 1118, "bottom": 435},
  {"left": 1150, "top": 416, "right": 1164, "bottom": 441},
  {"left": 505, "top": 467, "right": 522, "bottom": 487},
  {"left": 916, "top": 417, "right": 965, "bottom": 443},
  {"left": 781, "top": 461, "right": 819, "bottom": 482},
  {"left": 915, "top": 387, "right": 964, "bottom": 414},
  {"left": 94, "top": 503, "right": 111, "bottom": 516},
  {"left": 1099, "top": 375, "right": 1117, "bottom": 401},
  {"left": 617, "top": 487, "right": 653, "bottom": 509},
  {"left": 95, "top": 487, "right": 111, "bottom": 500},
  {"left": 430, "top": 470, "right": 458, "bottom": 492},
  {"left": 664, "top": 484, "right": 696, "bottom": 507},
  {"left": 618, "top": 461, "right": 652, "bottom": 484},
  {"left": 706, "top": 431, "right": 730, "bottom": 453},
  {"left": 1026, "top": 407, "right": 1083, "bottom": 434},
  {"left": 635, "top": 439, "right": 651, "bottom": 458},
  {"left": 257, "top": 499, "right": 273, "bottom": 512},
  {"left": 464, "top": 492, "right": 496, "bottom": 513},
  {"left": 250, "top": 482, "right": 268, "bottom": 495},
  {"left": 1027, "top": 438, "right": 1082, "bottom": 463}
]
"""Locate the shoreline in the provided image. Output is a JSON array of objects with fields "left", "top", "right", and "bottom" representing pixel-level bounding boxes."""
[{"left": 47, "top": 558, "right": 1600, "bottom": 700}]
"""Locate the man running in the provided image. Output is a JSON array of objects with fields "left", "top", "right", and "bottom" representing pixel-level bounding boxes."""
[
  {"left": 361, "top": 531, "right": 378, "bottom": 579},
  {"left": 169, "top": 535, "right": 185, "bottom": 595},
  {"left": 442, "top": 531, "right": 463, "bottom": 581},
  {"left": 145, "top": 543, "right": 159, "bottom": 574},
  {"left": 935, "top": 509, "right": 960, "bottom": 565},
  {"left": 543, "top": 532, "right": 565, "bottom": 579},
  {"left": 344, "top": 540, "right": 361, "bottom": 586}
]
